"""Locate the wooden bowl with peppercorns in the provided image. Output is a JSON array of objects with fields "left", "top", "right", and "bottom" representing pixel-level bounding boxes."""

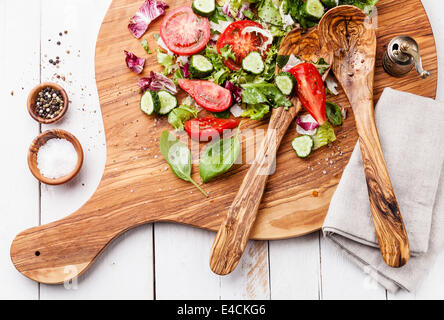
[{"left": 27, "top": 82, "right": 69, "bottom": 124}]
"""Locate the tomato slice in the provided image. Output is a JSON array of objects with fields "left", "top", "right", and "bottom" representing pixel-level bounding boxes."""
[
  {"left": 216, "top": 20, "right": 269, "bottom": 71},
  {"left": 184, "top": 117, "right": 240, "bottom": 142},
  {"left": 160, "top": 7, "right": 210, "bottom": 56},
  {"left": 290, "top": 63, "right": 326, "bottom": 125},
  {"left": 178, "top": 79, "right": 233, "bottom": 112}
]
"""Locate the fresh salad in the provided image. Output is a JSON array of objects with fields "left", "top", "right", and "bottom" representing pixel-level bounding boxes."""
[{"left": 124, "top": 0, "right": 377, "bottom": 195}]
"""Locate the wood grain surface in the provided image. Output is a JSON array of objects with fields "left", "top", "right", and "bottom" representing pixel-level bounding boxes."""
[
  {"left": 10, "top": 0, "right": 437, "bottom": 284},
  {"left": 318, "top": 5, "right": 410, "bottom": 267}
]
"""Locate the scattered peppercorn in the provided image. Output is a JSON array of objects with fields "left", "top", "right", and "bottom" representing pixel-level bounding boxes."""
[
  {"left": 59, "top": 32, "right": 63, "bottom": 36},
  {"left": 56, "top": 41, "right": 61, "bottom": 45},
  {"left": 64, "top": 30, "right": 68, "bottom": 34},
  {"left": 33, "top": 87, "right": 65, "bottom": 120}
]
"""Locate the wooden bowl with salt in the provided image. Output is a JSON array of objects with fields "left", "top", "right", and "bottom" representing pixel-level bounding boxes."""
[{"left": 28, "top": 130, "right": 84, "bottom": 185}]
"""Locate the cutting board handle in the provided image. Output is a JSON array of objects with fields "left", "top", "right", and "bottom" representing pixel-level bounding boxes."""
[
  {"left": 354, "top": 98, "right": 410, "bottom": 267},
  {"left": 10, "top": 189, "right": 156, "bottom": 284},
  {"left": 209, "top": 103, "right": 300, "bottom": 275}
]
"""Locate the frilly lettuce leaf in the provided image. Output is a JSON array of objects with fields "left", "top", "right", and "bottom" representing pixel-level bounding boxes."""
[
  {"left": 241, "top": 104, "right": 270, "bottom": 120},
  {"left": 128, "top": 0, "right": 168, "bottom": 39}
]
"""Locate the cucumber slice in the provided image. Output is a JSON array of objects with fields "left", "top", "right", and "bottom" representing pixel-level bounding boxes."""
[
  {"left": 158, "top": 90, "right": 178, "bottom": 115},
  {"left": 140, "top": 90, "right": 160, "bottom": 115},
  {"left": 275, "top": 72, "right": 296, "bottom": 95},
  {"left": 192, "top": 0, "right": 216, "bottom": 17},
  {"left": 190, "top": 54, "right": 214, "bottom": 78},
  {"left": 302, "top": 0, "right": 325, "bottom": 21},
  {"left": 276, "top": 55, "right": 290, "bottom": 69},
  {"left": 292, "top": 135, "right": 314, "bottom": 158},
  {"left": 242, "top": 51, "right": 265, "bottom": 75}
]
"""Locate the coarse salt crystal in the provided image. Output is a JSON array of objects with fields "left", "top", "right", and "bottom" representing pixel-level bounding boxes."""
[{"left": 37, "top": 138, "right": 77, "bottom": 179}]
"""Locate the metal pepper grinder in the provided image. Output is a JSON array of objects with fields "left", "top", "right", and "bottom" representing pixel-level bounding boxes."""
[{"left": 383, "top": 36, "right": 430, "bottom": 78}]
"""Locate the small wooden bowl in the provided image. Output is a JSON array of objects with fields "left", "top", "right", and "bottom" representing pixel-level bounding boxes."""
[
  {"left": 27, "top": 83, "right": 69, "bottom": 124},
  {"left": 28, "top": 130, "right": 84, "bottom": 185}
]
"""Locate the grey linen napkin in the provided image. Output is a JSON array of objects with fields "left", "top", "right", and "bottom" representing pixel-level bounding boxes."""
[{"left": 322, "top": 87, "right": 444, "bottom": 292}]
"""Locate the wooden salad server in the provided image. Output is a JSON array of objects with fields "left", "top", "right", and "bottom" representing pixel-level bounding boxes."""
[
  {"left": 209, "top": 28, "right": 333, "bottom": 275},
  {"left": 318, "top": 5, "right": 410, "bottom": 267}
]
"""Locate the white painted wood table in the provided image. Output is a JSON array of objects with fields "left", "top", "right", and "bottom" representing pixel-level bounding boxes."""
[{"left": 1, "top": 0, "right": 443, "bottom": 300}]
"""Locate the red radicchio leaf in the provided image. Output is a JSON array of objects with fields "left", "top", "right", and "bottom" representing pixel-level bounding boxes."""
[
  {"left": 138, "top": 71, "right": 177, "bottom": 94},
  {"left": 224, "top": 81, "right": 242, "bottom": 104},
  {"left": 222, "top": 2, "right": 233, "bottom": 18},
  {"left": 296, "top": 115, "right": 320, "bottom": 131},
  {"left": 128, "top": 0, "right": 169, "bottom": 39},
  {"left": 181, "top": 63, "right": 190, "bottom": 78},
  {"left": 125, "top": 50, "right": 146, "bottom": 74}
]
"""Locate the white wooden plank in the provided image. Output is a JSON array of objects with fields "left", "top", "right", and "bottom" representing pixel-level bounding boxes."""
[
  {"left": 220, "top": 240, "right": 270, "bottom": 299},
  {"left": 269, "top": 232, "right": 320, "bottom": 300},
  {"left": 320, "top": 236, "right": 387, "bottom": 300},
  {"left": 155, "top": 224, "right": 270, "bottom": 299},
  {"left": 421, "top": 0, "right": 444, "bottom": 102},
  {"left": 37, "top": 0, "right": 154, "bottom": 299},
  {"left": 155, "top": 224, "right": 220, "bottom": 300},
  {"left": 0, "top": 0, "right": 41, "bottom": 299}
]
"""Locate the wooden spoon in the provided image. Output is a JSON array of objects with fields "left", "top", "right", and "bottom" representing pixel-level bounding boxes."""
[
  {"left": 209, "top": 28, "right": 332, "bottom": 275},
  {"left": 318, "top": 5, "right": 410, "bottom": 267}
]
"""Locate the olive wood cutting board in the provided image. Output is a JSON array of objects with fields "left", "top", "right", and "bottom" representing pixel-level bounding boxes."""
[{"left": 11, "top": 0, "right": 437, "bottom": 284}]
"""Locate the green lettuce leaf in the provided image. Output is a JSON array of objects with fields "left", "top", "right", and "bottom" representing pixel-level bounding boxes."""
[
  {"left": 241, "top": 104, "right": 270, "bottom": 120},
  {"left": 168, "top": 105, "right": 198, "bottom": 130},
  {"left": 258, "top": 0, "right": 283, "bottom": 26},
  {"left": 312, "top": 121, "right": 336, "bottom": 149},
  {"left": 339, "top": 0, "right": 378, "bottom": 14},
  {"left": 156, "top": 48, "right": 175, "bottom": 75},
  {"left": 241, "top": 82, "right": 293, "bottom": 108}
]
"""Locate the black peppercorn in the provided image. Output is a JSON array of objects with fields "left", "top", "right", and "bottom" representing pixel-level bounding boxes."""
[{"left": 33, "top": 86, "right": 65, "bottom": 120}]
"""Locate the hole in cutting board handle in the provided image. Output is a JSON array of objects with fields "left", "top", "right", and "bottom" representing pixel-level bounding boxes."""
[{"left": 35, "top": 251, "right": 40, "bottom": 257}]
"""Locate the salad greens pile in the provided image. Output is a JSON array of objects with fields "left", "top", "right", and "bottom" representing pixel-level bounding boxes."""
[
  {"left": 125, "top": 0, "right": 378, "bottom": 193},
  {"left": 154, "top": 0, "right": 377, "bottom": 123}
]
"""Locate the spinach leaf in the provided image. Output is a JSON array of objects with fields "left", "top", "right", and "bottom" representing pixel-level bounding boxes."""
[
  {"left": 199, "top": 128, "right": 241, "bottom": 183},
  {"left": 160, "top": 131, "right": 208, "bottom": 196},
  {"left": 212, "top": 110, "right": 231, "bottom": 119},
  {"left": 325, "top": 102, "right": 342, "bottom": 126},
  {"left": 168, "top": 105, "right": 198, "bottom": 130}
]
